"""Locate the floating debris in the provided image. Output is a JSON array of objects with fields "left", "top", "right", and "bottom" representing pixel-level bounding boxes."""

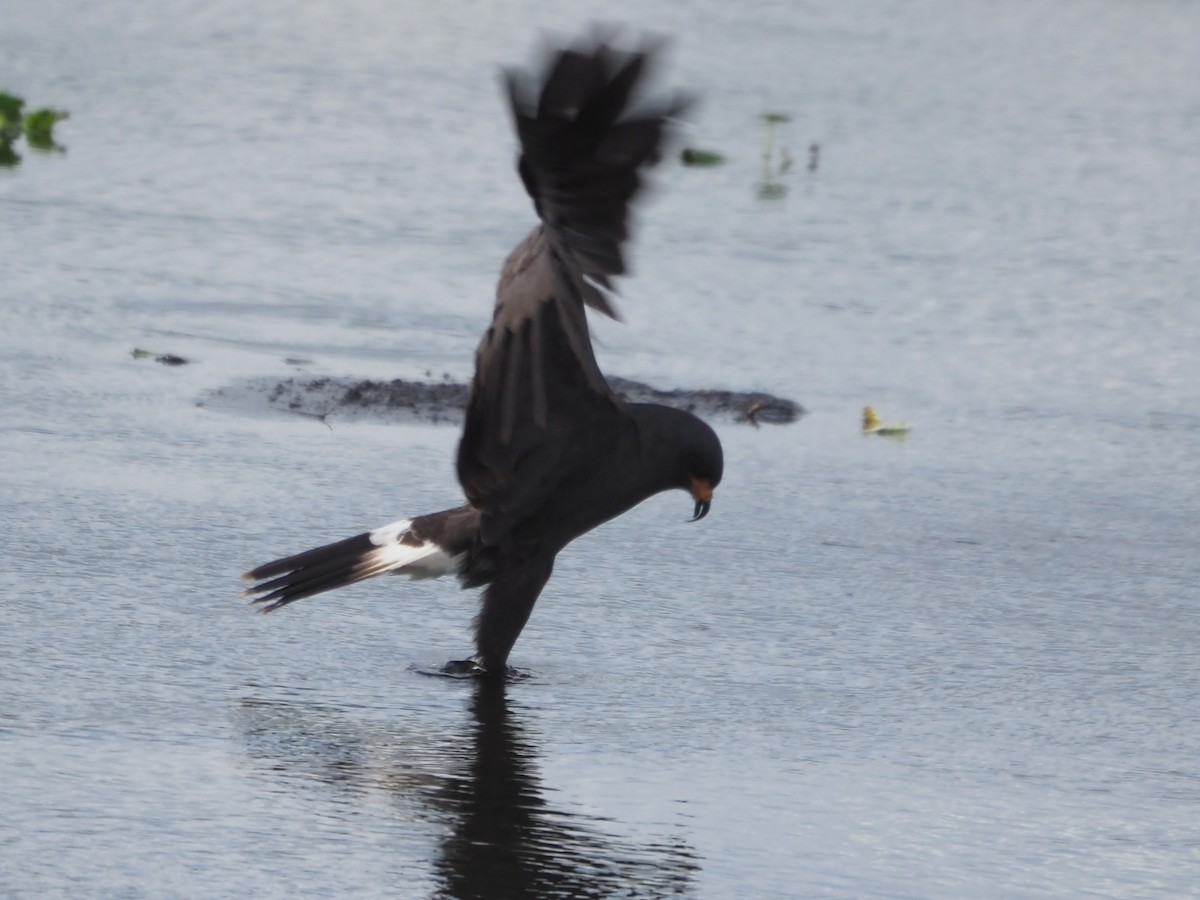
[
  {"left": 862, "top": 405, "right": 912, "bottom": 438},
  {"left": 680, "top": 147, "right": 726, "bottom": 167},
  {"left": 132, "top": 348, "right": 190, "bottom": 366}
]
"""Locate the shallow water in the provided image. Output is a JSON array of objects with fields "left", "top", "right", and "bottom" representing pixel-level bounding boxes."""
[{"left": 3, "top": 0, "right": 1199, "bottom": 896}]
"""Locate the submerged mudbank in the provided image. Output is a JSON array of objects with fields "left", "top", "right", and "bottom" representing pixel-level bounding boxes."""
[{"left": 205, "top": 374, "right": 803, "bottom": 427}]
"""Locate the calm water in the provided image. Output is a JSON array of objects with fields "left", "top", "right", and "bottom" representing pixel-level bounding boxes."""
[{"left": 3, "top": 0, "right": 1199, "bottom": 896}]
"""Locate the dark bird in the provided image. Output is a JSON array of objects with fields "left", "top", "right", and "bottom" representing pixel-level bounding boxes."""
[{"left": 241, "top": 35, "right": 724, "bottom": 678}]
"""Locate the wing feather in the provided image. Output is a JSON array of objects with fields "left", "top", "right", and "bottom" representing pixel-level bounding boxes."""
[{"left": 457, "top": 35, "right": 686, "bottom": 546}]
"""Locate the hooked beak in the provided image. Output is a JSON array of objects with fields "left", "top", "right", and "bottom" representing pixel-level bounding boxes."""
[{"left": 689, "top": 476, "right": 714, "bottom": 522}]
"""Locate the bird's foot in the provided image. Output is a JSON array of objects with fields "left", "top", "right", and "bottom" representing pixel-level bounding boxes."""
[
  {"left": 440, "top": 656, "right": 489, "bottom": 678},
  {"left": 410, "top": 656, "right": 493, "bottom": 678},
  {"left": 410, "top": 657, "right": 530, "bottom": 682}
]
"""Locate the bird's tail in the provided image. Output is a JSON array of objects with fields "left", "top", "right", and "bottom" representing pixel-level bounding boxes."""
[{"left": 241, "top": 517, "right": 462, "bottom": 613}]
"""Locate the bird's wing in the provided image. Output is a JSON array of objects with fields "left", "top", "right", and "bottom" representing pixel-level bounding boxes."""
[{"left": 457, "top": 37, "right": 687, "bottom": 544}]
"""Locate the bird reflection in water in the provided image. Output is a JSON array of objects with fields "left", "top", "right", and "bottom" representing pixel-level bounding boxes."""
[{"left": 238, "top": 682, "right": 699, "bottom": 898}]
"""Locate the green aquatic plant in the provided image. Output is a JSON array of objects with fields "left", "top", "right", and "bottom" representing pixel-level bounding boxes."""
[
  {"left": 23, "top": 107, "right": 69, "bottom": 150},
  {"left": 0, "top": 91, "right": 69, "bottom": 167},
  {"left": 0, "top": 93, "right": 24, "bottom": 143},
  {"left": 758, "top": 111, "right": 791, "bottom": 200}
]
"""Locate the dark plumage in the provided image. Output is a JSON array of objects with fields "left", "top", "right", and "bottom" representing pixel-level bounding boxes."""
[{"left": 242, "top": 35, "right": 724, "bottom": 677}]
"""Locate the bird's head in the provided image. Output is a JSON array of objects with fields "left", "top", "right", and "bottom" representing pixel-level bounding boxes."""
[{"left": 629, "top": 403, "right": 724, "bottom": 522}]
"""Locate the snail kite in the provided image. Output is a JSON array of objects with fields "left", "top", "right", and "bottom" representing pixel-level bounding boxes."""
[{"left": 242, "top": 35, "right": 724, "bottom": 677}]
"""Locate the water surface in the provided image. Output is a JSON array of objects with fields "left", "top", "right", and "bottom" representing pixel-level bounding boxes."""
[{"left": 3, "top": 0, "right": 1199, "bottom": 896}]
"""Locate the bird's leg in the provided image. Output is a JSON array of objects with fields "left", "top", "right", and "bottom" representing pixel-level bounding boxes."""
[{"left": 471, "top": 557, "right": 554, "bottom": 677}]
